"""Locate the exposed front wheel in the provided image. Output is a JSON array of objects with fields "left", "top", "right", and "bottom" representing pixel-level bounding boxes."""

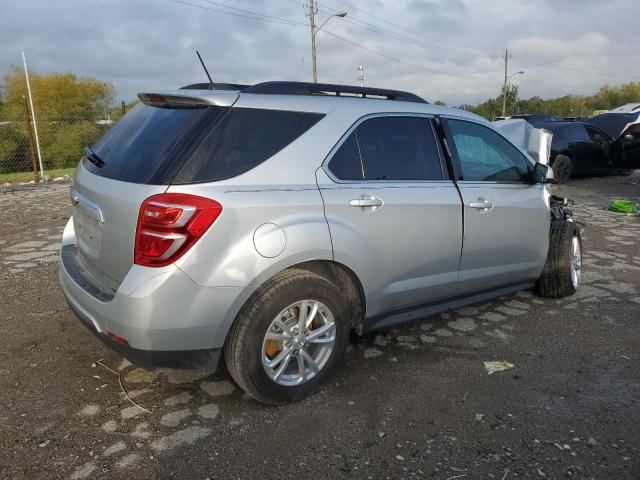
[
  {"left": 224, "top": 269, "right": 350, "bottom": 405},
  {"left": 536, "top": 221, "right": 582, "bottom": 298},
  {"left": 552, "top": 154, "right": 573, "bottom": 184}
]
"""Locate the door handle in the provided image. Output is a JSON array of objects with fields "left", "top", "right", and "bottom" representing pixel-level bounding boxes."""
[
  {"left": 349, "top": 194, "right": 384, "bottom": 209},
  {"left": 468, "top": 198, "right": 493, "bottom": 211}
]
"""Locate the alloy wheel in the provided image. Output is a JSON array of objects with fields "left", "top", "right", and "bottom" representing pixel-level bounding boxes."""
[
  {"left": 261, "top": 300, "right": 336, "bottom": 386},
  {"left": 570, "top": 235, "right": 582, "bottom": 289}
]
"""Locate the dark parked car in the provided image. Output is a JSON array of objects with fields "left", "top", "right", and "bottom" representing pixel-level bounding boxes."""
[
  {"left": 540, "top": 118, "right": 640, "bottom": 183},
  {"left": 587, "top": 103, "right": 640, "bottom": 172}
]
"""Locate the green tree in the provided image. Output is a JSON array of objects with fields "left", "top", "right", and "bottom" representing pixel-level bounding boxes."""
[
  {"left": 498, "top": 83, "right": 519, "bottom": 116},
  {"left": 1, "top": 66, "right": 114, "bottom": 119},
  {"left": 0, "top": 66, "right": 116, "bottom": 173},
  {"left": 469, "top": 81, "right": 640, "bottom": 120}
]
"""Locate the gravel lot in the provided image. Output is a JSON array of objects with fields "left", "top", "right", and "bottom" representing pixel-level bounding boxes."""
[{"left": 1, "top": 173, "right": 639, "bottom": 479}]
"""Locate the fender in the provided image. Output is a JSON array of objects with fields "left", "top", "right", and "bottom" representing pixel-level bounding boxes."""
[{"left": 173, "top": 184, "right": 333, "bottom": 288}]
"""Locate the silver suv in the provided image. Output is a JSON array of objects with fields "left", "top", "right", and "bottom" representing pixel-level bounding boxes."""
[{"left": 59, "top": 81, "right": 582, "bottom": 404}]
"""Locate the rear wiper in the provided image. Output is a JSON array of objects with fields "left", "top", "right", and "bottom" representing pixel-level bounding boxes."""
[{"left": 83, "top": 146, "right": 104, "bottom": 168}]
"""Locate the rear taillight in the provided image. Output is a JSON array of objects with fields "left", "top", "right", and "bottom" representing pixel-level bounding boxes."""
[
  {"left": 135, "top": 193, "right": 222, "bottom": 267},
  {"left": 625, "top": 124, "right": 640, "bottom": 135}
]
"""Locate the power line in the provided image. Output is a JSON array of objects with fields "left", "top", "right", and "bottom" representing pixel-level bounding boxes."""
[
  {"left": 169, "top": 0, "right": 498, "bottom": 80},
  {"left": 510, "top": 51, "right": 637, "bottom": 79},
  {"left": 322, "top": 29, "right": 487, "bottom": 78},
  {"left": 338, "top": 14, "right": 488, "bottom": 59},
  {"left": 170, "top": 0, "right": 306, "bottom": 26},
  {"left": 324, "top": 0, "right": 488, "bottom": 55},
  {"left": 292, "top": 0, "right": 492, "bottom": 59},
  {"left": 169, "top": 0, "right": 637, "bottom": 89},
  {"left": 322, "top": 29, "right": 440, "bottom": 73},
  {"left": 201, "top": 0, "right": 305, "bottom": 25},
  {"left": 314, "top": 0, "right": 639, "bottom": 80}
]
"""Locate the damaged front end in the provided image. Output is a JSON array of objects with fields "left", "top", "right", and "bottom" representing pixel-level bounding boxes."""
[{"left": 550, "top": 195, "right": 585, "bottom": 235}]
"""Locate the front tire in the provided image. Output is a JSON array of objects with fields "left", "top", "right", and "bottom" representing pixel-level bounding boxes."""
[
  {"left": 552, "top": 154, "right": 573, "bottom": 184},
  {"left": 224, "top": 269, "right": 350, "bottom": 405},
  {"left": 537, "top": 221, "right": 582, "bottom": 298}
]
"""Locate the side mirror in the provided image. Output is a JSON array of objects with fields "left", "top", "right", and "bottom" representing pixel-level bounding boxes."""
[{"left": 533, "top": 162, "right": 554, "bottom": 183}]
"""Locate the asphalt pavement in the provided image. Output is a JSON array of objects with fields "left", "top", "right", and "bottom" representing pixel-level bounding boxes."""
[{"left": 0, "top": 173, "right": 639, "bottom": 479}]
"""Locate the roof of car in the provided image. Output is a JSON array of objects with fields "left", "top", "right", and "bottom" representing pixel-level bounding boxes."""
[
  {"left": 608, "top": 103, "right": 640, "bottom": 113},
  {"left": 181, "top": 81, "right": 427, "bottom": 104},
  {"left": 538, "top": 120, "right": 601, "bottom": 132},
  {"left": 143, "top": 81, "right": 487, "bottom": 123},
  {"left": 542, "top": 120, "right": 585, "bottom": 125},
  {"left": 511, "top": 113, "right": 561, "bottom": 119}
]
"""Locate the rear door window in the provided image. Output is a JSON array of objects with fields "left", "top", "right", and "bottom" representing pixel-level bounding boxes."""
[
  {"left": 585, "top": 126, "right": 609, "bottom": 142},
  {"left": 565, "top": 124, "right": 590, "bottom": 140},
  {"left": 327, "top": 134, "right": 364, "bottom": 180},
  {"left": 327, "top": 116, "right": 444, "bottom": 181}
]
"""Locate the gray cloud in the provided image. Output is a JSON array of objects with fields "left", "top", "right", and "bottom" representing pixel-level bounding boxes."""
[{"left": 0, "top": 0, "right": 637, "bottom": 106}]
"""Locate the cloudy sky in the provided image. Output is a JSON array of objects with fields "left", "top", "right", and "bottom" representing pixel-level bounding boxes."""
[{"left": 1, "top": 0, "right": 638, "bottom": 105}]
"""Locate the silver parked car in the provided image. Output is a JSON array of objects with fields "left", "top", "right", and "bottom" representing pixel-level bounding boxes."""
[{"left": 59, "top": 81, "right": 582, "bottom": 404}]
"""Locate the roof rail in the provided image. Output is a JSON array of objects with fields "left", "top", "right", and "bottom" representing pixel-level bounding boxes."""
[
  {"left": 180, "top": 82, "right": 250, "bottom": 91},
  {"left": 243, "top": 81, "right": 428, "bottom": 104}
]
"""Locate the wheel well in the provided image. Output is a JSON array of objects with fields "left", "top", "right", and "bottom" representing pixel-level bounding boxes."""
[
  {"left": 291, "top": 260, "right": 366, "bottom": 334},
  {"left": 551, "top": 151, "right": 571, "bottom": 165}
]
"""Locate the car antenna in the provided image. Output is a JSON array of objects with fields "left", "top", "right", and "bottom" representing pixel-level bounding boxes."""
[{"left": 196, "top": 50, "right": 214, "bottom": 90}]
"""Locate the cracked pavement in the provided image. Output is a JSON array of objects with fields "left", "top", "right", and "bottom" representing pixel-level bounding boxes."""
[{"left": 0, "top": 173, "right": 639, "bottom": 479}]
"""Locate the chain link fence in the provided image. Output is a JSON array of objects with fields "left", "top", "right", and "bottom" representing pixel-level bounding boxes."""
[{"left": 0, "top": 107, "right": 113, "bottom": 183}]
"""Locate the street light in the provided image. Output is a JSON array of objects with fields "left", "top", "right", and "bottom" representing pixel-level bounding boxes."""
[
  {"left": 309, "top": 1, "right": 347, "bottom": 83},
  {"left": 502, "top": 70, "right": 524, "bottom": 116},
  {"left": 507, "top": 71, "right": 524, "bottom": 82}
]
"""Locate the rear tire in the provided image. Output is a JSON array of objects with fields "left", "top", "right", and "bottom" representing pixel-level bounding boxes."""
[
  {"left": 536, "top": 221, "right": 582, "bottom": 298},
  {"left": 224, "top": 269, "right": 350, "bottom": 405},
  {"left": 552, "top": 155, "right": 572, "bottom": 184}
]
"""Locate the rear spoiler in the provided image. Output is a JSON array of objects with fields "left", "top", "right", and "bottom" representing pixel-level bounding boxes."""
[{"left": 137, "top": 90, "right": 238, "bottom": 108}]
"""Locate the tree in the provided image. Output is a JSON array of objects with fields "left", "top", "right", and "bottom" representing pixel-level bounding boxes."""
[
  {"left": 498, "top": 83, "right": 519, "bottom": 116},
  {"left": 1, "top": 66, "right": 115, "bottom": 120},
  {"left": 0, "top": 66, "right": 116, "bottom": 171},
  {"left": 469, "top": 82, "right": 640, "bottom": 120}
]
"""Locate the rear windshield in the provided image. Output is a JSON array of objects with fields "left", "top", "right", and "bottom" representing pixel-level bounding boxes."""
[
  {"left": 587, "top": 113, "right": 639, "bottom": 140},
  {"left": 86, "top": 103, "right": 323, "bottom": 184}
]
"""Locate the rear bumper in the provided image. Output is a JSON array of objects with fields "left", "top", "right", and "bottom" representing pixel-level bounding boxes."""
[
  {"left": 59, "top": 219, "right": 257, "bottom": 371},
  {"left": 67, "top": 297, "right": 223, "bottom": 370}
]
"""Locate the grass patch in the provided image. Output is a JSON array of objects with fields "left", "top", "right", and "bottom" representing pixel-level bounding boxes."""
[{"left": 0, "top": 167, "right": 76, "bottom": 184}]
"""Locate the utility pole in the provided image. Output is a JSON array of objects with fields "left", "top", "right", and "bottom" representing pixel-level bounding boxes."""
[
  {"left": 501, "top": 49, "right": 510, "bottom": 117},
  {"left": 22, "top": 52, "right": 45, "bottom": 182},
  {"left": 22, "top": 95, "right": 39, "bottom": 183},
  {"left": 309, "top": 0, "right": 318, "bottom": 83},
  {"left": 307, "top": 3, "right": 346, "bottom": 83}
]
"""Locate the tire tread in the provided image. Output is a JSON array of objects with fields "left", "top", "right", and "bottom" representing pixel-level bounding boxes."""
[
  {"left": 537, "top": 220, "right": 581, "bottom": 298},
  {"left": 224, "top": 269, "right": 346, "bottom": 404}
]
